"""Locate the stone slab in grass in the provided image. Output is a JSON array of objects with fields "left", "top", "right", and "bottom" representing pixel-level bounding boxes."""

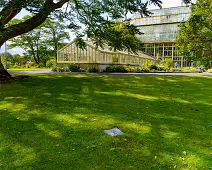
[{"left": 104, "top": 128, "right": 124, "bottom": 136}]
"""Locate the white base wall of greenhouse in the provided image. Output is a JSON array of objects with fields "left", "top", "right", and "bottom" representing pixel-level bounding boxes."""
[{"left": 57, "top": 63, "right": 142, "bottom": 72}]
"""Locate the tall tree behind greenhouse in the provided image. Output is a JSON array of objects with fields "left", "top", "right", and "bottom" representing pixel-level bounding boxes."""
[{"left": 177, "top": 0, "right": 212, "bottom": 69}]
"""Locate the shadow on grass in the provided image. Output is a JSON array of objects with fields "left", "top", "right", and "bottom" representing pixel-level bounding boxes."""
[{"left": 0, "top": 74, "right": 212, "bottom": 169}]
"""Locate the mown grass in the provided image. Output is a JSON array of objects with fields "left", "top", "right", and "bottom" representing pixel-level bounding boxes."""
[
  {"left": 8, "top": 68, "right": 51, "bottom": 72},
  {"left": 0, "top": 74, "right": 212, "bottom": 169}
]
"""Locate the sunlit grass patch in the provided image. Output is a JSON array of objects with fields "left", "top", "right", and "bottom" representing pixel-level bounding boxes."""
[
  {"left": 0, "top": 74, "right": 212, "bottom": 169},
  {"left": 8, "top": 68, "right": 51, "bottom": 72}
]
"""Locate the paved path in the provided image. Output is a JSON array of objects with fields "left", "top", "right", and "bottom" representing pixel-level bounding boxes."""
[
  {"left": 86, "top": 72, "right": 212, "bottom": 76},
  {"left": 9, "top": 70, "right": 52, "bottom": 74},
  {"left": 9, "top": 70, "right": 212, "bottom": 76}
]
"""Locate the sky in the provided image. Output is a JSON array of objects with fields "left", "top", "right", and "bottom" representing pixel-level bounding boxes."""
[{"left": 0, "top": 0, "right": 196, "bottom": 55}]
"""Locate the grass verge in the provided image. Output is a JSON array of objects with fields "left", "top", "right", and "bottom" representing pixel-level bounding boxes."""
[
  {"left": 0, "top": 74, "right": 212, "bottom": 169},
  {"left": 8, "top": 68, "right": 51, "bottom": 72}
]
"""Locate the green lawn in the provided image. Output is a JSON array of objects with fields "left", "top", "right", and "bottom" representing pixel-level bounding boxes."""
[
  {"left": 0, "top": 74, "right": 212, "bottom": 169},
  {"left": 8, "top": 68, "right": 51, "bottom": 72}
]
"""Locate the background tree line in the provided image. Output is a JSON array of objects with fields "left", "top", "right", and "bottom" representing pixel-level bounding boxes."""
[{"left": 5, "top": 17, "right": 70, "bottom": 68}]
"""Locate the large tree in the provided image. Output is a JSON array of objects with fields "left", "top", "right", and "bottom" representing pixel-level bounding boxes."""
[
  {"left": 0, "top": 0, "right": 192, "bottom": 82},
  {"left": 41, "top": 18, "right": 70, "bottom": 59},
  {"left": 177, "top": 0, "right": 212, "bottom": 68},
  {"left": 9, "top": 17, "right": 70, "bottom": 65},
  {"left": 9, "top": 26, "right": 46, "bottom": 65}
]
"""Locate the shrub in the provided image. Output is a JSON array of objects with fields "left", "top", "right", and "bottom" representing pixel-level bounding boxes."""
[
  {"left": 68, "top": 63, "right": 80, "bottom": 72},
  {"left": 52, "top": 67, "right": 58, "bottom": 72},
  {"left": 207, "top": 69, "right": 212, "bottom": 73},
  {"left": 86, "top": 67, "right": 99, "bottom": 73},
  {"left": 160, "top": 58, "right": 174, "bottom": 68},
  {"left": 172, "top": 68, "right": 182, "bottom": 72},
  {"left": 181, "top": 67, "right": 202, "bottom": 73},
  {"left": 150, "top": 69, "right": 158, "bottom": 73},
  {"left": 12, "top": 64, "right": 20, "bottom": 69},
  {"left": 141, "top": 68, "right": 150, "bottom": 73},
  {"left": 140, "top": 67, "right": 150, "bottom": 73},
  {"left": 30, "top": 62, "right": 37, "bottom": 67},
  {"left": 46, "top": 59, "right": 56, "bottom": 68},
  {"left": 140, "top": 61, "right": 158, "bottom": 73},
  {"left": 64, "top": 67, "right": 70, "bottom": 72},
  {"left": 157, "top": 66, "right": 170, "bottom": 72},
  {"left": 25, "top": 64, "right": 30, "bottom": 68},
  {"left": 140, "top": 63, "right": 150, "bottom": 73},
  {"left": 148, "top": 64, "right": 158, "bottom": 70},
  {"left": 105, "top": 66, "right": 128, "bottom": 73},
  {"left": 79, "top": 68, "right": 85, "bottom": 72},
  {"left": 38, "top": 63, "right": 45, "bottom": 68},
  {"left": 58, "top": 68, "right": 65, "bottom": 72},
  {"left": 124, "top": 66, "right": 141, "bottom": 73}
]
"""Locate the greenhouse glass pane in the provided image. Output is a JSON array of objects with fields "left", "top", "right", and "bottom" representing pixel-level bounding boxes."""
[
  {"left": 138, "top": 24, "right": 180, "bottom": 43},
  {"left": 131, "top": 6, "right": 191, "bottom": 26}
]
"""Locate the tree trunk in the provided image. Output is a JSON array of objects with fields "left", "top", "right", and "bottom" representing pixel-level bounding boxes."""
[
  {"left": 0, "top": 43, "right": 11, "bottom": 83},
  {"left": 0, "top": 59, "right": 11, "bottom": 83}
]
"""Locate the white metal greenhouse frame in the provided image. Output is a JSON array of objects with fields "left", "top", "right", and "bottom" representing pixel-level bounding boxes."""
[{"left": 57, "top": 40, "right": 155, "bottom": 71}]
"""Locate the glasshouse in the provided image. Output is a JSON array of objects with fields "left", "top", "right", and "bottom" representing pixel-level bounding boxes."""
[
  {"left": 131, "top": 6, "right": 191, "bottom": 67},
  {"left": 57, "top": 39, "right": 155, "bottom": 71}
]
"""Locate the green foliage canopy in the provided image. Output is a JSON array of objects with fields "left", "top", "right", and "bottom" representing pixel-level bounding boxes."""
[
  {"left": 0, "top": 0, "right": 163, "bottom": 46},
  {"left": 177, "top": 0, "right": 212, "bottom": 68},
  {"left": 9, "top": 17, "right": 70, "bottom": 65},
  {"left": 0, "top": 52, "right": 23, "bottom": 68},
  {"left": 89, "top": 21, "right": 144, "bottom": 53}
]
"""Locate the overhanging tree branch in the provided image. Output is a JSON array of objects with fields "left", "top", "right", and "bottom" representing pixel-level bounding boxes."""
[
  {"left": 0, "top": 0, "right": 25, "bottom": 25},
  {"left": 0, "top": 0, "right": 69, "bottom": 43}
]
